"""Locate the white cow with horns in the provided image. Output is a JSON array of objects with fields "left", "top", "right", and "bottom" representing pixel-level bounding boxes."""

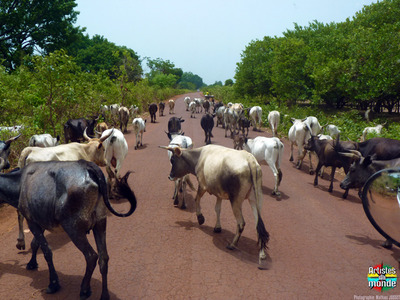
[{"left": 160, "top": 144, "right": 270, "bottom": 269}]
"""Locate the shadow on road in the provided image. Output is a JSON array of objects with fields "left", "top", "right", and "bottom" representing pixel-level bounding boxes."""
[{"left": 175, "top": 220, "right": 273, "bottom": 269}]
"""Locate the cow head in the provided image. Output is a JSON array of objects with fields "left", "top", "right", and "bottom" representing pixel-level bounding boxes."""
[
  {"left": 0, "top": 134, "right": 21, "bottom": 171},
  {"left": 339, "top": 151, "right": 375, "bottom": 190},
  {"left": 83, "top": 128, "right": 114, "bottom": 167},
  {"left": 159, "top": 146, "right": 190, "bottom": 180}
]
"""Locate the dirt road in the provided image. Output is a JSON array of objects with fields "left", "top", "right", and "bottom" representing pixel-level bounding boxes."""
[{"left": 1, "top": 92, "right": 400, "bottom": 299}]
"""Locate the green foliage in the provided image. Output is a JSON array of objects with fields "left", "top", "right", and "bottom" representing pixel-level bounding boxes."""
[
  {"left": 0, "top": 0, "right": 82, "bottom": 70},
  {"left": 234, "top": 0, "right": 400, "bottom": 111},
  {"left": 179, "top": 72, "right": 204, "bottom": 90}
]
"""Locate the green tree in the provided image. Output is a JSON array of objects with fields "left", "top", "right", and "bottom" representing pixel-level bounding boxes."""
[
  {"left": 179, "top": 72, "right": 203, "bottom": 89},
  {"left": 224, "top": 79, "right": 234, "bottom": 86},
  {"left": 146, "top": 58, "right": 182, "bottom": 86},
  {"left": 0, "top": 0, "right": 82, "bottom": 70}
]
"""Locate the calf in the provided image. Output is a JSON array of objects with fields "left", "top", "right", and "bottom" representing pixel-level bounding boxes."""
[
  {"left": 250, "top": 106, "right": 263, "bottom": 131},
  {"left": 132, "top": 117, "right": 146, "bottom": 149},
  {"left": 148, "top": 103, "right": 158, "bottom": 123},
  {"left": 0, "top": 159, "right": 136, "bottom": 299},
  {"left": 243, "top": 136, "right": 284, "bottom": 196},
  {"left": 304, "top": 135, "right": 353, "bottom": 198},
  {"left": 0, "top": 134, "right": 21, "bottom": 170},
  {"left": 161, "top": 144, "right": 270, "bottom": 269},
  {"left": 159, "top": 102, "right": 165, "bottom": 116},
  {"left": 29, "top": 134, "right": 59, "bottom": 147},
  {"left": 232, "top": 134, "right": 245, "bottom": 150},
  {"left": 238, "top": 116, "right": 251, "bottom": 137},
  {"left": 118, "top": 106, "right": 130, "bottom": 133},
  {"left": 268, "top": 110, "right": 280, "bottom": 137},
  {"left": 200, "top": 113, "right": 214, "bottom": 144}
]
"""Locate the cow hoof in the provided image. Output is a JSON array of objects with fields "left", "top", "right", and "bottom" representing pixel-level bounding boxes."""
[
  {"left": 272, "top": 191, "right": 281, "bottom": 197},
  {"left": 382, "top": 240, "right": 393, "bottom": 249},
  {"left": 26, "top": 261, "right": 38, "bottom": 270},
  {"left": 226, "top": 244, "right": 235, "bottom": 250},
  {"left": 309, "top": 170, "right": 314, "bottom": 175},
  {"left": 180, "top": 204, "right": 186, "bottom": 210},
  {"left": 213, "top": 227, "right": 222, "bottom": 233},
  {"left": 289, "top": 157, "right": 293, "bottom": 162},
  {"left": 16, "top": 240, "right": 25, "bottom": 250},
  {"left": 197, "top": 214, "right": 205, "bottom": 225},
  {"left": 46, "top": 281, "right": 61, "bottom": 294}
]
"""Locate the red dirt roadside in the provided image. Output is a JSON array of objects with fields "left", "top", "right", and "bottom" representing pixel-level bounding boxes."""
[{"left": 0, "top": 92, "right": 400, "bottom": 299}]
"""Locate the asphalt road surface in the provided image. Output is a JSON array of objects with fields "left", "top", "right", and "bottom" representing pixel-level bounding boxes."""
[{"left": 0, "top": 92, "right": 400, "bottom": 299}]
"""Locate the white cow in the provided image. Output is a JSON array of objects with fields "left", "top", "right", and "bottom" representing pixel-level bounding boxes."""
[
  {"left": 165, "top": 133, "right": 195, "bottom": 209},
  {"left": 361, "top": 124, "right": 384, "bottom": 141},
  {"left": 168, "top": 99, "right": 175, "bottom": 114},
  {"left": 184, "top": 96, "right": 191, "bottom": 111},
  {"left": 189, "top": 101, "right": 197, "bottom": 118},
  {"left": 100, "top": 128, "right": 128, "bottom": 181},
  {"left": 267, "top": 110, "right": 280, "bottom": 137},
  {"left": 132, "top": 117, "right": 146, "bottom": 150},
  {"left": 249, "top": 106, "right": 263, "bottom": 131},
  {"left": 29, "top": 134, "right": 60, "bottom": 147},
  {"left": 162, "top": 144, "right": 269, "bottom": 268},
  {"left": 288, "top": 118, "right": 313, "bottom": 173},
  {"left": 243, "top": 136, "right": 284, "bottom": 196},
  {"left": 325, "top": 124, "right": 340, "bottom": 139},
  {"left": 215, "top": 105, "right": 226, "bottom": 128}
]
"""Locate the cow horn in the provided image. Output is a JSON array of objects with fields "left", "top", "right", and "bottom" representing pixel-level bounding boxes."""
[
  {"left": 83, "top": 128, "right": 91, "bottom": 141},
  {"left": 0, "top": 157, "right": 5, "bottom": 170},
  {"left": 100, "top": 128, "right": 114, "bottom": 142},
  {"left": 159, "top": 146, "right": 175, "bottom": 152},
  {"left": 338, "top": 150, "right": 362, "bottom": 161},
  {"left": 5, "top": 133, "right": 21, "bottom": 145}
]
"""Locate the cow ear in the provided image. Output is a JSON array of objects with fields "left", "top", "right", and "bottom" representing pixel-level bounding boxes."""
[{"left": 174, "top": 147, "right": 182, "bottom": 157}]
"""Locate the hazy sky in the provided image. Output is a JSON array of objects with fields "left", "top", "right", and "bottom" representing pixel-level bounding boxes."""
[{"left": 75, "top": 0, "right": 376, "bottom": 85}]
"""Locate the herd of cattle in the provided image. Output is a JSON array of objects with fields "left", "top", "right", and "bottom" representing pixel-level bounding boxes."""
[{"left": 0, "top": 95, "right": 399, "bottom": 298}]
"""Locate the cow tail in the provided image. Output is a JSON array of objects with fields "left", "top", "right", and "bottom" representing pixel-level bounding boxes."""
[
  {"left": 185, "top": 175, "right": 196, "bottom": 191},
  {"left": 86, "top": 161, "right": 136, "bottom": 217},
  {"left": 249, "top": 159, "right": 269, "bottom": 251},
  {"left": 275, "top": 139, "right": 284, "bottom": 185}
]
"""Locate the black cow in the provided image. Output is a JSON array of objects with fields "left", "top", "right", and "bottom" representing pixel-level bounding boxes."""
[
  {"left": 149, "top": 103, "right": 158, "bottom": 123},
  {"left": 304, "top": 135, "right": 353, "bottom": 198},
  {"left": 0, "top": 134, "right": 21, "bottom": 170},
  {"left": 64, "top": 116, "right": 98, "bottom": 143},
  {"left": 238, "top": 116, "right": 251, "bottom": 137},
  {"left": 0, "top": 159, "right": 137, "bottom": 299},
  {"left": 167, "top": 117, "right": 185, "bottom": 136},
  {"left": 201, "top": 114, "right": 214, "bottom": 144},
  {"left": 159, "top": 102, "right": 165, "bottom": 116}
]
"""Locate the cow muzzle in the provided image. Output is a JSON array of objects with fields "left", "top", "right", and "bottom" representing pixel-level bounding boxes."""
[{"left": 168, "top": 175, "right": 176, "bottom": 181}]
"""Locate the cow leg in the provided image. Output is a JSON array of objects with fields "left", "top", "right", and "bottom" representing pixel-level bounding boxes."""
[
  {"left": 308, "top": 151, "right": 314, "bottom": 175},
  {"left": 27, "top": 222, "right": 60, "bottom": 294},
  {"left": 180, "top": 178, "right": 187, "bottom": 209},
  {"left": 93, "top": 219, "right": 110, "bottom": 300},
  {"left": 314, "top": 163, "right": 323, "bottom": 187},
  {"left": 289, "top": 143, "right": 294, "bottom": 162},
  {"left": 267, "top": 160, "right": 281, "bottom": 196},
  {"left": 328, "top": 167, "right": 336, "bottom": 193},
  {"left": 172, "top": 180, "right": 179, "bottom": 206},
  {"left": 16, "top": 210, "right": 26, "bottom": 250},
  {"left": 342, "top": 188, "right": 349, "bottom": 199},
  {"left": 227, "top": 199, "right": 245, "bottom": 250},
  {"left": 214, "top": 198, "right": 222, "bottom": 233},
  {"left": 65, "top": 224, "right": 99, "bottom": 300},
  {"left": 194, "top": 188, "right": 206, "bottom": 225}
]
